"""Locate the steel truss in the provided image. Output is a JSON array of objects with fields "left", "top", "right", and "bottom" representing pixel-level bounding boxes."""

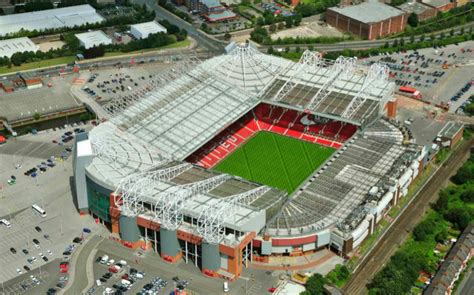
[
  {"left": 113, "top": 163, "right": 191, "bottom": 216},
  {"left": 306, "top": 56, "right": 357, "bottom": 111},
  {"left": 341, "top": 63, "right": 389, "bottom": 119},
  {"left": 196, "top": 186, "right": 271, "bottom": 244},
  {"left": 269, "top": 50, "right": 322, "bottom": 102},
  {"left": 103, "top": 57, "right": 201, "bottom": 116},
  {"left": 153, "top": 174, "right": 230, "bottom": 230}
]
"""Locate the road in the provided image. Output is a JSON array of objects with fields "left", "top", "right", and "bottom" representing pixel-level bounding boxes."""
[
  {"left": 133, "top": 0, "right": 226, "bottom": 53},
  {"left": 259, "top": 23, "right": 474, "bottom": 52},
  {"left": 343, "top": 136, "right": 474, "bottom": 295}
]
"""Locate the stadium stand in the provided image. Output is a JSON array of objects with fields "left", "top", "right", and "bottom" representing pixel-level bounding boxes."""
[{"left": 188, "top": 104, "right": 355, "bottom": 169}]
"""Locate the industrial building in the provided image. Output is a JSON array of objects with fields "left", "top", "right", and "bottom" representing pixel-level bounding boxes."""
[
  {"left": 130, "top": 21, "right": 168, "bottom": 40},
  {"left": 0, "top": 37, "right": 39, "bottom": 58},
  {"left": 398, "top": 1, "right": 438, "bottom": 21},
  {"left": 75, "top": 31, "right": 112, "bottom": 49},
  {"left": 326, "top": 2, "right": 407, "bottom": 40},
  {"left": 0, "top": 4, "right": 105, "bottom": 36},
  {"left": 74, "top": 43, "right": 428, "bottom": 279},
  {"left": 186, "top": 0, "right": 237, "bottom": 22}
]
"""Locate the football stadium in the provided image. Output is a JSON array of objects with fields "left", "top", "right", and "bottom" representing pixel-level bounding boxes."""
[{"left": 73, "top": 43, "right": 424, "bottom": 279}]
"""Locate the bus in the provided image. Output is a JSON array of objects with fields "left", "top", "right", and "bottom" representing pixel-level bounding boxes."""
[{"left": 32, "top": 204, "right": 47, "bottom": 217}]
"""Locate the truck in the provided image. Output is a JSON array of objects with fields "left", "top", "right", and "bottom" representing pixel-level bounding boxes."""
[{"left": 399, "top": 86, "right": 422, "bottom": 99}]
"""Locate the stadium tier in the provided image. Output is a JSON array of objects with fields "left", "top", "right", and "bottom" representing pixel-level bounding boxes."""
[{"left": 74, "top": 43, "right": 424, "bottom": 279}]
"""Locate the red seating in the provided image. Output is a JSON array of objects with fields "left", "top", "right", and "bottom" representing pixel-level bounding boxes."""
[{"left": 187, "top": 103, "right": 357, "bottom": 168}]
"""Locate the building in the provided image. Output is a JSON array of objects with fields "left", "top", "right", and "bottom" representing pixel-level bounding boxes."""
[
  {"left": 326, "top": 2, "right": 407, "bottom": 40},
  {"left": 0, "top": 80, "right": 14, "bottom": 93},
  {"left": 421, "top": 0, "right": 456, "bottom": 12},
  {"left": 455, "top": 0, "right": 470, "bottom": 7},
  {"left": 75, "top": 31, "right": 112, "bottom": 49},
  {"left": 130, "top": 21, "right": 167, "bottom": 40},
  {"left": 0, "top": 4, "right": 105, "bottom": 36},
  {"left": 425, "top": 224, "right": 474, "bottom": 295},
  {"left": 186, "top": 0, "right": 237, "bottom": 22},
  {"left": 0, "top": 37, "right": 39, "bottom": 58},
  {"left": 436, "top": 121, "right": 464, "bottom": 149},
  {"left": 73, "top": 43, "right": 424, "bottom": 279},
  {"left": 398, "top": 1, "right": 437, "bottom": 21}
]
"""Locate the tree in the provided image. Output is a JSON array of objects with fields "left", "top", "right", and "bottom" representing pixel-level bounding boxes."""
[
  {"left": 267, "top": 46, "right": 274, "bottom": 54},
  {"left": 432, "top": 191, "right": 449, "bottom": 212},
  {"left": 285, "top": 17, "right": 293, "bottom": 28},
  {"left": 399, "top": 38, "right": 405, "bottom": 47},
  {"left": 451, "top": 165, "right": 474, "bottom": 184},
  {"left": 269, "top": 23, "right": 277, "bottom": 33},
  {"left": 407, "top": 13, "right": 418, "bottom": 27},
  {"left": 444, "top": 207, "right": 471, "bottom": 230},
  {"left": 461, "top": 188, "right": 474, "bottom": 202},
  {"left": 410, "top": 34, "right": 415, "bottom": 44},
  {"left": 413, "top": 219, "right": 435, "bottom": 241},
  {"left": 420, "top": 34, "right": 425, "bottom": 42},
  {"left": 305, "top": 273, "right": 326, "bottom": 295},
  {"left": 278, "top": 22, "right": 285, "bottom": 30},
  {"left": 224, "top": 32, "right": 231, "bottom": 41},
  {"left": 435, "top": 228, "right": 449, "bottom": 243},
  {"left": 392, "top": 39, "right": 398, "bottom": 47},
  {"left": 33, "top": 112, "right": 41, "bottom": 120},
  {"left": 450, "top": 29, "right": 454, "bottom": 36},
  {"left": 383, "top": 42, "right": 389, "bottom": 48}
]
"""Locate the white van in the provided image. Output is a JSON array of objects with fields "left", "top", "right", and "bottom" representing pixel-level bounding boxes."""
[
  {"left": 118, "top": 260, "right": 127, "bottom": 266},
  {"left": 100, "top": 255, "right": 109, "bottom": 264},
  {"left": 0, "top": 219, "right": 11, "bottom": 228},
  {"left": 223, "top": 281, "right": 229, "bottom": 293}
]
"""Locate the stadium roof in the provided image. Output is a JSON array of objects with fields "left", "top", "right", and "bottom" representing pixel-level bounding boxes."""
[
  {"left": 0, "top": 37, "right": 39, "bottom": 58},
  {"left": 0, "top": 4, "right": 105, "bottom": 36},
  {"left": 130, "top": 21, "right": 167, "bottom": 38},
  {"left": 75, "top": 30, "right": 112, "bottom": 49},
  {"left": 328, "top": 2, "right": 405, "bottom": 24},
  {"left": 84, "top": 43, "right": 403, "bottom": 242}
]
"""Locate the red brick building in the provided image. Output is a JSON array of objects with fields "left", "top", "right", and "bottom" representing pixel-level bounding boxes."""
[
  {"left": 398, "top": 1, "right": 438, "bottom": 22},
  {"left": 326, "top": 2, "right": 407, "bottom": 40}
]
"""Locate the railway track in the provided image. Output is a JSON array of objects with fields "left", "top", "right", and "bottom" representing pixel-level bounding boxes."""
[{"left": 343, "top": 137, "right": 474, "bottom": 295}]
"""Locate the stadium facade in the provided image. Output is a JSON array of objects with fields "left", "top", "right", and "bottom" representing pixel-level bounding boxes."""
[{"left": 73, "top": 43, "right": 425, "bottom": 279}]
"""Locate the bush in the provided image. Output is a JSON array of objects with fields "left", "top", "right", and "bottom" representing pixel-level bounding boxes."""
[
  {"left": 460, "top": 188, "right": 474, "bottom": 203},
  {"left": 304, "top": 273, "right": 326, "bottom": 295},
  {"left": 444, "top": 207, "right": 472, "bottom": 230},
  {"left": 451, "top": 165, "right": 474, "bottom": 184}
]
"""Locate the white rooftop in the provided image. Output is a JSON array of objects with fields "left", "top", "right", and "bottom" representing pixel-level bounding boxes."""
[
  {"left": 329, "top": 2, "right": 405, "bottom": 24},
  {"left": 130, "top": 21, "right": 167, "bottom": 38},
  {"left": 0, "top": 5, "right": 105, "bottom": 36},
  {"left": 0, "top": 37, "right": 39, "bottom": 58},
  {"left": 75, "top": 30, "right": 112, "bottom": 49}
]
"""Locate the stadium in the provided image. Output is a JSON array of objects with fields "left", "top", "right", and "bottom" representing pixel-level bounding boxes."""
[{"left": 73, "top": 43, "right": 424, "bottom": 279}]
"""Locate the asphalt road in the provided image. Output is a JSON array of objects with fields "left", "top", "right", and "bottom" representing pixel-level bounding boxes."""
[
  {"left": 259, "top": 23, "right": 474, "bottom": 52},
  {"left": 343, "top": 137, "right": 474, "bottom": 295}
]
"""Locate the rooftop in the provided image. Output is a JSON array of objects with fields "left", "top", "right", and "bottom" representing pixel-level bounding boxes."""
[
  {"left": 422, "top": 0, "right": 452, "bottom": 8},
  {"left": 75, "top": 30, "right": 112, "bottom": 49},
  {"left": 0, "top": 4, "right": 104, "bottom": 36},
  {"left": 130, "top": 21, "right": 167, "bottom": 35},
  {"left": 328, "top": 2, "right": 405, "bottom": 24},
  {"left": 0, "top": 37, "right": 39, "bottom": 58},
  {"left": 398, "top": 1, "right": 434, "bottom": 14},
  {"left": 207, "top": 10, "right": 237, "bottom": 21}
]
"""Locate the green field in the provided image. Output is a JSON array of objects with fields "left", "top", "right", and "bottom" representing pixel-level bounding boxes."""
[{"left": 214, "top": 131, "right": 335, "bottom": 194}]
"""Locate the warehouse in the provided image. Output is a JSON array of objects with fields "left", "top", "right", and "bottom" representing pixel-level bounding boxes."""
[
  {"left": 0, "top": 4, "right": 105, "bottom": 36},
  {"left": 398, "top": 1, "right": 437, "bottom": 22},
  {"left": 326, "top": 2, "right": 407, "bottom": 40},
  {"left": 130, "top": 21, "right": 167, "bottom": 40},
  {"left": 0, "top": 37, "right": 39, "bottom": 58},
  {"left": 75, "top": 31, "right": 112, "bottom": 49}
]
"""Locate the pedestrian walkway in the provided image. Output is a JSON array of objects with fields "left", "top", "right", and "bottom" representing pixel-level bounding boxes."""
[{"left": 251, "top": 249, "right": 336, "bottom": 271}]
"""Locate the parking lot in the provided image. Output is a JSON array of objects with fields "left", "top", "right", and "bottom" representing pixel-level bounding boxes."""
[
  {"left": 79, "top": 63, "right": 172, "bottom": 107},
  {"left": 362, "top": 41, "right": 474, "bottom": 111},
  {"left": 0, "top": 123, "right": 99, "bottom": 288}
]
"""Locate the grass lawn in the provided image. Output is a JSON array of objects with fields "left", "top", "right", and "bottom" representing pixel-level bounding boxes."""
[
  {"left": 0, "top": 56, "right": 76, "bottom": 74},
  {"left": 214, "top": 131, "right": 335, "bottom": 194}
]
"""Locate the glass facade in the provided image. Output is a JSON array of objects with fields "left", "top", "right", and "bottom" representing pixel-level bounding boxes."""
[{"left": 86, "top": 176, "right": 112, "bottom": 223}]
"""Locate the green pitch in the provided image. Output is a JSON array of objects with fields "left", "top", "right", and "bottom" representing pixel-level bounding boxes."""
[{"left": 214, "top": 131, "right": 335, "bottom": 194}]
